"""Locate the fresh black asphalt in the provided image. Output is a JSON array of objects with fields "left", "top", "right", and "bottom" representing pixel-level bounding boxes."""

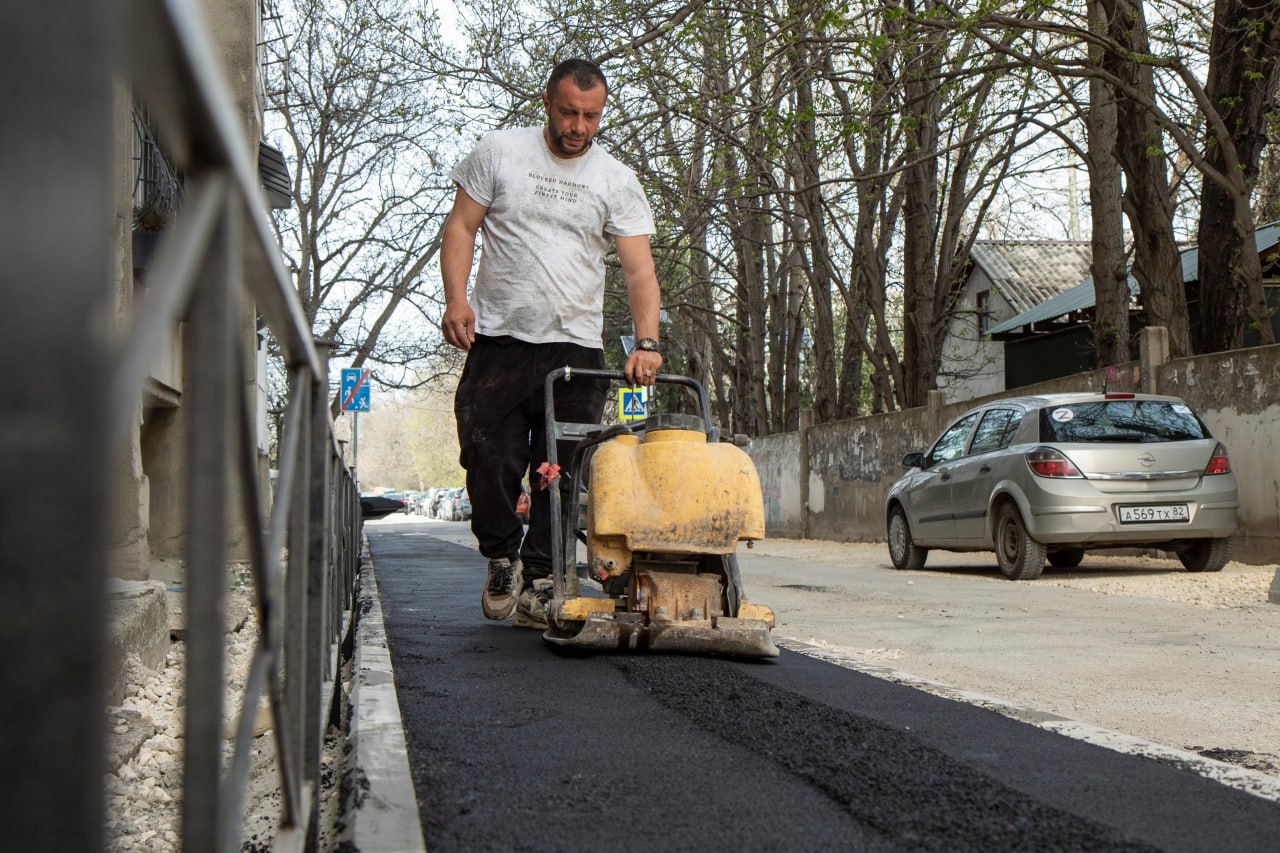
[{"left": 368, "top": 521, "right": 1280, "bottom": 851}]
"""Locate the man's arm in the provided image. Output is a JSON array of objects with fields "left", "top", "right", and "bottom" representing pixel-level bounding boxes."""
[
  {"left": 440, "top": 186, "right": 489, "bottom": 350},
  {"left": 614, "top": 234, "right": 663, "bottom": 386}
]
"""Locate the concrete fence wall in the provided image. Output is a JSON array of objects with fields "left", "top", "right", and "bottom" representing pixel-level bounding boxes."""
[{"left": 748, "top": 332, "right": 1280, "bottom": 565}]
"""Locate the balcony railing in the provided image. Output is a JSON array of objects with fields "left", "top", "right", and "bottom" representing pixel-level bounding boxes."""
[{"left": 1, "top": 0, "right": 361, "bottom": 850}]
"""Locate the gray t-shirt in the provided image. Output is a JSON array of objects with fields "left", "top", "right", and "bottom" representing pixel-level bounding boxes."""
[{"left": 449, "top": 126, "right": 655, "bottom": 348}]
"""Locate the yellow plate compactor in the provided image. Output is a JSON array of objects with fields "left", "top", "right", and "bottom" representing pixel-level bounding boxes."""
[{"left": 540, "top": 368, "right": 778, "bottom": 658}]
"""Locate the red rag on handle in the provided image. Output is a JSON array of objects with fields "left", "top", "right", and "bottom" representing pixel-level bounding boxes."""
[{"left": 536, "top": 461, "right": 561, "bottom": 490}]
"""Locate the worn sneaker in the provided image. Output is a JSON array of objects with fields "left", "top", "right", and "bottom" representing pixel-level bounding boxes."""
[
  {"left": 481, "top": 556, "right": 520, "bottom": 620},
  {"left": 513, "top": 578, "right": 554, "bottom": 629}
]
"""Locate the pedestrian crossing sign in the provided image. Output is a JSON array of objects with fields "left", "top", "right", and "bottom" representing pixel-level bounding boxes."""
[{"left": 618, "top": 387, "right": 647, "bottom": 421}]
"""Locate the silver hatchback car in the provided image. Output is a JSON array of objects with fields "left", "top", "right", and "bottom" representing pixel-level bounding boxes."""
[{"left": 885, "top": 392, "right": 1238, "bottom": 579}]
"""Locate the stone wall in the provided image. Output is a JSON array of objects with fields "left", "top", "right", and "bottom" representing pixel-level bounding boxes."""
[
  {"left": 1155, "top": 347, "right": 1280, "bottom": 563},
  {"left": 747, "top": 336, "right": 1280, "bottom": 565}
]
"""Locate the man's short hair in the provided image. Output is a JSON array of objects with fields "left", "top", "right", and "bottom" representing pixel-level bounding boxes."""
[{"left": 547, "top": 59, "right": 608, "bottom": 97}]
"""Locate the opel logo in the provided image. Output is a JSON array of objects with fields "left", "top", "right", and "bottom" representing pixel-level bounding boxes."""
[{"left": 1137, "top": 452, "right": 1156, "bottom": 468}]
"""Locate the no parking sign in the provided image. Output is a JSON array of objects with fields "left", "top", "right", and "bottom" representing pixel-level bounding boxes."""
[{"left": 341, "top": 368, "right": 371, "bottom": 412}]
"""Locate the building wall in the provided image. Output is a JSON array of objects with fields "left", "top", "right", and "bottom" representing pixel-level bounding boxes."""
[
  {"left": 114, "top": 0, "right": 267, "bottom": 576},
  {"left": 111, "top": 80, "right": 151, "bottom": 581},
  {"left": 748, "top": 340, "right": 1280, "bottom": 564},
  {"left": 937, "top": 267, "right": 1011, "bottom": 403}
]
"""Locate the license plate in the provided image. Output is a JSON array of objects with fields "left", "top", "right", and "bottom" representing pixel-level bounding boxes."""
[{"left": 1118, "top": 504, "right": 1190, "bottom": 524}]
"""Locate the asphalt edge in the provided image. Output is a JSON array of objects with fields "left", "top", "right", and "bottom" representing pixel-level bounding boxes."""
[
  {"left": 339, "top": 534, "right": 428, "bottom": 852},
  {"left": 776, "top": 636, "right": 1280, "bottom": 804}
]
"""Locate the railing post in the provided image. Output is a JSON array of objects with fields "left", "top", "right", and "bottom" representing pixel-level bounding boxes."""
[
  {"left": 181, "top": 187, "right": 241, "bottom": 853},
  {"left": 283, "top": 366, "right": 312, "bottom": 834},
  {"left": 304, "top": 339, "right": 336, "bottom": 847},
  {"left": 1, "top": 2, "right": 117, "bottom": 848}
]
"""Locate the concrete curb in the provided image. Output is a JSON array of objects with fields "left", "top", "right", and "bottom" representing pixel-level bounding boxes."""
[
  {"left": 339, "top": 536, "right": 427, "bottom": 852},
  {"left": 777, "top": 636, "right": 1280, "bottom": 804}
]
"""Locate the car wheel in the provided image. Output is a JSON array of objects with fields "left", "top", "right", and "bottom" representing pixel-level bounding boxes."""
[
  {"left": 887, "top": 505, "right": 928, "bottom": 570},
  {"left": 994, "top": 502, "right": 1046, "bottom": 580},
  {"left": 1179, "top": 537, "right": 1231, "bottom": 572},
  {"left": 1048, "top": 548, "right": 1085, "bottom": 568}
]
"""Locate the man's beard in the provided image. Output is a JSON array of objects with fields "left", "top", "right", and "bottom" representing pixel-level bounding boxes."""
[{"left": 548, "top": 126, "right": 592, "bottom": 156}]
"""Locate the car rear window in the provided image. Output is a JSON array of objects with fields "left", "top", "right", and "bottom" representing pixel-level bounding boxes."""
[{"left": 1038, "top": 400, "right": 1209, "bottom": 443}]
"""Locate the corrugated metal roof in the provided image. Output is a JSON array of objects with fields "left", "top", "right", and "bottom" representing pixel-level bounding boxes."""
[
  {"left": 968, "top": 241, "right": 1094, "bottom": 315},
  {"left": 1179, "top": 221, "right": 1280, "bottom": 282},
  {"left": 987, "top": 275, "right": 1136, "bottom": 335},
  {"left": 988, "top": 223, "right": 1280, "bottom": 336}
]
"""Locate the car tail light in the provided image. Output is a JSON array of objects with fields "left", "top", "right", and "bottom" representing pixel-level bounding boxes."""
[
  {"left": 1103, "top": 392, "right": 1135, "bottom": 399},
  {"left": 1204, "top": 443, "right": 1231, "bottom": 476},
  {"left": 1025, "top": 447, "right": 1083, "bottom": 478}
]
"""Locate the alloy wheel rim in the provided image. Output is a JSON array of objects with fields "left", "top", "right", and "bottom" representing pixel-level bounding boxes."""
[{"left": 890, "top": 515, "right": 906, "bottom": 560}]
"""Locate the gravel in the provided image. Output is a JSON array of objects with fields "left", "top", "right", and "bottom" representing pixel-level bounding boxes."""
[{"left": 105, "top": 576, "right": 343, "bottom": 852}]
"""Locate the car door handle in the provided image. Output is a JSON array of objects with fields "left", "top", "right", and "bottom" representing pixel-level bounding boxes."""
[
  {"left": 940, "top": 472, "right": 951, "bottom": 481},
  {"left": 979, "top": 465, "right": 991, "bottom": 474}
]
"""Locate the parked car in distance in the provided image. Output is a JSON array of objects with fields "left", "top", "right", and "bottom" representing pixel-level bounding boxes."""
[
  {"left": 428, "top": 488, "right": 450, "bottom": 519},
  {"left": 360, "top": 493, "right": 405, "bottom": 520},
  {"left": 885, "top": 392, "right": 1238, "bottom": 580},
  {"left": 452, "top": 487, "right": 471, "bottom": 521}
]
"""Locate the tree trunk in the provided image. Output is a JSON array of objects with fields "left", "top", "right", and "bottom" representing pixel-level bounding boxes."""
[
  {"left": 1086, "top": 3, "right": 1129, "bottom": 367},
  {"left": 1196, "top": 0, "right": 1280, "bottom": 351},
  {"left": 900, "top": 33, "right": 942, "bottom": 409},
  {"left": 1100, "top": 0, "right": 1191, "bottom": 356},
  {"left": 791, "top": 41, "right": 837, "bottom": 424},
  {"left": 821, "top": 44, "right": 906, "bottom": 413}
]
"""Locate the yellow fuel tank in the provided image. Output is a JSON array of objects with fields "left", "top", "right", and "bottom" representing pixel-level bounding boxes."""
[{"left": 586, "top": 420, "right": 764, "bottom": 579}]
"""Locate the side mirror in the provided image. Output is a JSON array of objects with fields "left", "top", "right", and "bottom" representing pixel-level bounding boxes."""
[{"left": 901, "top": 451, "right": 925, "bottom": 469}]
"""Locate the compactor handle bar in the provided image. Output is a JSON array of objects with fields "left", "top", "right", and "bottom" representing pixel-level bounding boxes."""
[{"left": 540, "top": 368, "right": 717, "bottom": 465}]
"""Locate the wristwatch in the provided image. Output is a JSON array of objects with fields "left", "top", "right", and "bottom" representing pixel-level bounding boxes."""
[{"left": 636, "top": 338, "right": 660, "bottom": 353}]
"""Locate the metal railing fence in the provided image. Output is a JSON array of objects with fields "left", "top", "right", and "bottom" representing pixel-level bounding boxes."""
[{"left": 2, "top": 1, "right": 360, "bottom": 851}]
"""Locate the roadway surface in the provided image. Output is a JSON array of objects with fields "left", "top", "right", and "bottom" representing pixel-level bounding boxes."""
[{"left": 368, "top": 520, "right": 1280, "bottom": 851}]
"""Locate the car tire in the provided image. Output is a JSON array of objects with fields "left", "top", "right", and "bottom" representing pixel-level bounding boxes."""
[
  {"left": 1048, "top": 548, "right": 1085, "bottom": 568},
  {"left": 887, "top": 505, "right": 928, "bottom": 570},
  {"left": 994, "top": 502, "right": 1046, "bottom": 580},
  {"left": 1179, "top": 537, "right": 1231, "bottom": 572}
]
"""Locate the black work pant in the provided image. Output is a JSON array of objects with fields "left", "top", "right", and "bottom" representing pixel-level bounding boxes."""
[{"left": 454, "top": 335, "right": 608, "bottom": 581}]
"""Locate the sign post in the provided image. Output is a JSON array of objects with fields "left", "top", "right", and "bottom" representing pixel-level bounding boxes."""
[{"left": 341, "top": 368, "right": 371, "bottom": 484}]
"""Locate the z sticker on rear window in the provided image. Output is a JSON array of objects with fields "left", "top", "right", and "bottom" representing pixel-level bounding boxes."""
[
  {"left": 1051, "top": 407, "right": 1074, "bottom": 422},
  {"left": 1172, "top": 404, "right": 1192, "bottom": 415}
]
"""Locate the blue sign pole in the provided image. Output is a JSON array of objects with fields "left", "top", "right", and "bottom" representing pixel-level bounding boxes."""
[{"left": 340, "top": 368, "right": 370, "bottom": 488}]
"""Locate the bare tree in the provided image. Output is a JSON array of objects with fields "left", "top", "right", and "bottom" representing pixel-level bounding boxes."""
[
  {"left": 929, "top": 0, "right": 1280, "bottom": 354},
  {"left": 265, "top": 0, "right": 460, "bottom": 410}
]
